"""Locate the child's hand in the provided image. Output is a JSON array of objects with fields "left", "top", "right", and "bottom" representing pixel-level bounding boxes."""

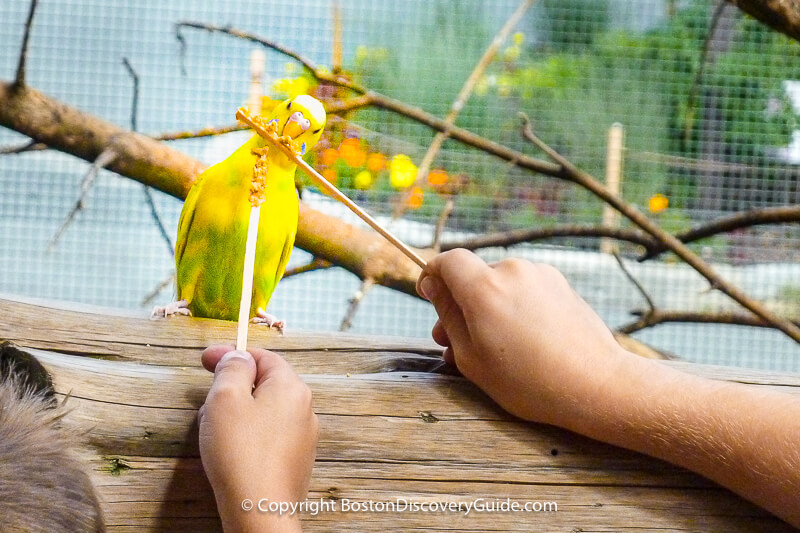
[
  {"left": 417, "top": 249, "right": 632, "bottom": 429},
  {"left": 198, "top": 345, "right": 318, "bottom": 532}
]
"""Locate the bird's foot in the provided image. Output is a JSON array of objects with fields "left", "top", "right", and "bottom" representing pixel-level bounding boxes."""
[
  {"left": 151, "top": 299, "right": 191, "bottom": 318},
  {"left": 251, "top": 308, "right": 286, "bottom": 334}
]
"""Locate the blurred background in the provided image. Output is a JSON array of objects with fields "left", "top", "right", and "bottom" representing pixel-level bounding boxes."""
[{"left": 1, "top": 0, "right": 799, "bottom": 370}]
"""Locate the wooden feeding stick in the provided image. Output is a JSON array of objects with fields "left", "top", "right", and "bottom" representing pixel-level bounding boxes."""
[
  {"left": 234, "top": 106, "right": 427, "bottom": 351},
  {"left": 235, "top": 107, "right": 428, "bottom": 269},
  {"left": 235, "top": 145, "right": 269, "bottom": 351}
]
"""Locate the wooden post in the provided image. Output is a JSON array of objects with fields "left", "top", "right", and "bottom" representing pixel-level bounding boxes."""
[
  {"left": 248, "top": 48, "right": 266, "bottom": 115},
  {"left": 600, "top": 122, "right": 624, "bottom": 254}
]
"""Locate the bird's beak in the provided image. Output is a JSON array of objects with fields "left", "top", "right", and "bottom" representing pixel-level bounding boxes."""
[{"left": 283, "top": 119, "right": 305, "bottom": 140}]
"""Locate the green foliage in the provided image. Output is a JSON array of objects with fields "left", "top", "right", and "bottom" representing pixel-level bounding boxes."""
[
  {"left": 535, "top": 0, "right": 611, "bottom": 52},
  {"left": 346, "top": 0, "right": 800, "bottom": 237}
]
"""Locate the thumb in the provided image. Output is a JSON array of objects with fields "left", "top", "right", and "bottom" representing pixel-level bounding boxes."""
[
  {"left": 207, "top": 350, "right": 257, "bottom": 400},
  {"left": 419, "top": 274, "right": 471, "bottom": 355}
]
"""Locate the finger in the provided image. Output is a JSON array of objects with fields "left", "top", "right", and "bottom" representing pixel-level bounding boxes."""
[
  {"left": 422, "top": 249, "right": 492, "bottom": 311},
  {"left": 431, "top": 319, "right": 451, "bottom": 347},
  {"left": 442, "top": 346, "right": 456, "bottom": 368},
  {"left": 248, "top": 348, "right": 301, "bottom": 397},
  {"left": 419, "top": 275, "right": 471, "bottom": 355},
  {"left": 201, "top": 344, "right": 236, "bottom": 372},
  {"left": 206, "top": 350, "right": 257, "bottom": 401}
]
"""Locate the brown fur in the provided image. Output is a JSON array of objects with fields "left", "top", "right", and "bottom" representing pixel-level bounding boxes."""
[{"left": 0, "top": 342, "right": 104, "bottom": 532}]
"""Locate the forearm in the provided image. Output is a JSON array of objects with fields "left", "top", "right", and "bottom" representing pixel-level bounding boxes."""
[{"left": 567, "top": 353, "right": 800, "bottom": 528}]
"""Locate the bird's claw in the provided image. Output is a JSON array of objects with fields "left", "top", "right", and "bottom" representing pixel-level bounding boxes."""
[
  {"left": 251, "top": 308, "right": 286, "bottom": 334},
  {"left": 151, "top": 299, "right": 191, "bottom": 318}
]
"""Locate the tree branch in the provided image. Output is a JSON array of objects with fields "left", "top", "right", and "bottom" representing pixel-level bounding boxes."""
[
  {"left": 640, "top": 205, "right": 800, "bottom": 261},
  {"left": 13, "top": 0, "right": 38, "bottom": 89},
  {"left": 441, "top": 224, "right": 656, "bottom": 252},
  {"left": 47, "top": 147, "right": 117, "bottom": 251},
  {"left": 394, "top": 0, "right": 536, "bottom": 218},
  {"left": 519, "top": 113, "right": 800, "bottom": 344},
  {"left": 727, "top": 0, "right": 800, "bottom": 42},
  {"left": 0, "top": 80, "right": 428, "bottom": 298},
  {"left": 618, "top": 308, "right": 800, "bottom": 335}
]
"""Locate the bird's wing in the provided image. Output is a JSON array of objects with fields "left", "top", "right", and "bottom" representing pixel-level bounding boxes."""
[{"left": 174, "top": 172, "right": 206, "bottom": 268}]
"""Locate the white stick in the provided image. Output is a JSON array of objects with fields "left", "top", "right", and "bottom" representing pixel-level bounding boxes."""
[{"left": 236, "top": 205, "right": 261, "bottom": 351}]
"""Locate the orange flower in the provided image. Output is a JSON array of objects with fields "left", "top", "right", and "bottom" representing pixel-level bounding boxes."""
[
  {"left": 321, "top": 148, "right": 339, "bottom": 167},
  {"left": 366, "top": 152, "right": 386, "bottom": 172},
  {"left": 322, "top": 168, "right": 338, "bottom": 187},
  {"left": 338, "top": 138, "right": 366, "bottom": 168},
  {"left": 427, "top": 169, "right": 448, "bottom": 187},
  {"left": 648, "top": 193, "right": 669, "bottom": 214},
  {"left": 406, "top": 186, "right": 424, "bottom": 209}
]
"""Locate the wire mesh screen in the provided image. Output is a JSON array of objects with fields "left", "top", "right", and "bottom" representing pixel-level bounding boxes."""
[{"left": 1, "top": 0, "right": 799, "bottom": 370}]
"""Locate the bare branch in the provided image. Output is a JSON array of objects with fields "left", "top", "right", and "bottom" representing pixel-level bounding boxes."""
[
  {"left": 684, "top": 0, "right": 731, "bottom": 142},
  {"left": 172, "top": 23, "right": 563, "bottom": 178},
  {"left": 175, "top": 21, "right": 366, "bottom": 94},
  {"left": 441, "top": 224, "right": 656, "bottom": 252},
  {"left": 141, "top": 272, "right": 175, "bottom": 306},
  {"left": 340, "top": 278, "right": 375, "bottom": 332},
  {"left": 618, "top": 308, "right": 800, "bottom": 335},
  {"left": 727, "top": 0, "right": 800, "bottom": 43},
  {"left": 121, "top": 57, "right": 139, "bottom": 132},
  {"left": 283, "top": 257, "right": 333, "bottom": 279},
  {"left": 121, "top": 56, "right": 174, "bottom": 257},
  {"left": 13, "top": 0, "right": 38, "bottom": 89},
  {"left": 640, "top": 205, "right": 800, "bottom": 261},
  {"left": 394, "top": 0, "right": 536, "bottom": 218},
  {"left": 431, "top": 198, "right": 455, "bottom": 252},
  {"left": 518, "top": 113, "right": 800, "bottom": 344},
  {"left": 154, "top": 123, "right": 245, "bottom": 141},
  {"left": 47, "top": 147, "right": 117, "bottom": 251},
  {"left": 0, "top": 140, "right": 46, "bottom": 154},
  {"left": 613, "top": 252, "right": 656, "bottom": 314}
]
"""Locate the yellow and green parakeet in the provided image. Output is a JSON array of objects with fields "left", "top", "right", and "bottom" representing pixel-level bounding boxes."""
[{"left": 157, "top": 95, "right": 326, "bottom": 329}]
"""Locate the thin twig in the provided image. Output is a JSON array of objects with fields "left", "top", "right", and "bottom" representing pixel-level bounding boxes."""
[
  {"left": 142, "top": 187, "right": 174, "bottom": 255},
  {"left": 640, "top": 205, "right": 800, "bottom": 261},
  {"left": 431, "top": 198, "right": 455, "bottom": 251},
  {"left": 122, "top": 56, "right": 174, "bottom": 256},
  {"left": 47, "top": 147, "right": 117, "bottom": 251},
  {"left": 175, "top": 24, "right": 561, "bottom": 177},
  {"left": 283, "top": 257, "right": 334, "bottom": 279},
  {"left": 154, "top": 124, "right": 245, "bottom": 141},
  {"left": 141, "top": 272, "right": 175, "bottom": 306},
  {"left": 617, "top": 309, "right": 800, "bottom": 335},
  {"left": 340, "top": 277, "right": 374, "bottom": 332},
  {"left": 152, "top": 97, "right": 373, "bottom": 141},
  {"left": 176, "top": 21, "right": 366, "bottom": 94},
  {"left": 13, "top": 0, "right": 38, "bottom": 88},
  {"left": 441, "top": 224, "right": 656, "bottom": 252},
  {"left": 612, "top": 252, "right": 656, "bottom": 314},
  {"left": 121, "top": 57, "right": 139, "bottom": 132},
  {"left": 683, "top": 0, "right": 730, "bottom": 142},
  {"left": 519, "top": 113, "right": 800, "bottom": 344},
  {"left": 394, "top": 0, "right": 536, "bottom": 218},
  {"left": 0, "top": 140, "right": 46, "bottom": 154}
]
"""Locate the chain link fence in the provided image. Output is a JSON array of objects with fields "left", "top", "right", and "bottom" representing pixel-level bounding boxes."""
[{"left": 1, "top": 0, "right": 799, "bottom": 369}]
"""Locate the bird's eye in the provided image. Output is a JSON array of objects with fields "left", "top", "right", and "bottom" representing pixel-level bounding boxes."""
[
  {"left": 312, "top": 128, "right": 321, "bottom": 134},
  {"left": 287, "top": 102, "right": 292, "bottom": 110}
]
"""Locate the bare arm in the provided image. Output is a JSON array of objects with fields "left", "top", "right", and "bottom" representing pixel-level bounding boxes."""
[{"left": 418, "top": 249, "right": 800, "bottom": 528}]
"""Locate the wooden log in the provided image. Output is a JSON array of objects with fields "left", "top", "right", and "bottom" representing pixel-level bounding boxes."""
[{"left": 1, "top": 296, "right": 797, "bottom": 531}]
